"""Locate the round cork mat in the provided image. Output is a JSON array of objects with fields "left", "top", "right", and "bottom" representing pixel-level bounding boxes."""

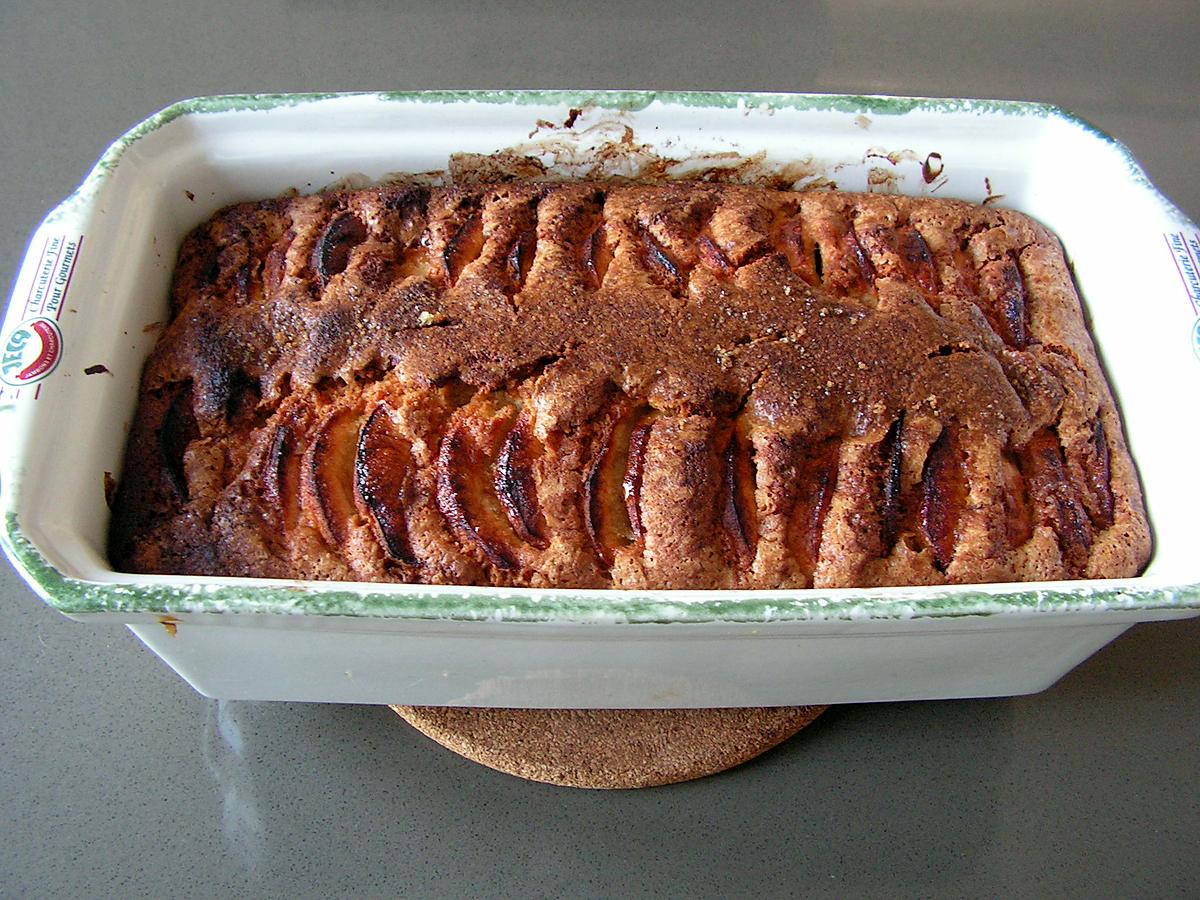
[{"left": 391, "top": 705, "right": 827, "bottom": 789}]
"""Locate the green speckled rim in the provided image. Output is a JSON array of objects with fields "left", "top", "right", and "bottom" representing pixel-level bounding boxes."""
[
  {"left": 5, "top": 511, "right": 1199, "bottom": 623},
  {"left": 13, "top": 89, "right": 1199, "bottom": 624}
]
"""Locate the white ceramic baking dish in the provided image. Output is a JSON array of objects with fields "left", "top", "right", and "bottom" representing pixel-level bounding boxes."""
[{"left": 2, "top": 91, "right": 1197, "bottom": 706}]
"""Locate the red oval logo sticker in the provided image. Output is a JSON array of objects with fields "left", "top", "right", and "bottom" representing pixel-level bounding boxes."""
[{"left": 1, "top": 316, "right": 63, "bottom": 387}]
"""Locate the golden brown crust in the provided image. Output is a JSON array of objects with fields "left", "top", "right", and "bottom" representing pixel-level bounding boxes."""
[{"left": 108, "top": 183, "right": 1151, "bottom": 589}]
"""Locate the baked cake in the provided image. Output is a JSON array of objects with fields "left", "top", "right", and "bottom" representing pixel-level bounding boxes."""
[{"left": 107, "top": 182, "right": 1151, "bottom": 589}]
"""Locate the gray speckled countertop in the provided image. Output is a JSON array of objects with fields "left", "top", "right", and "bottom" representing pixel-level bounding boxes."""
[{"left": 3, "top": 2, "right": 1198, "bottom": 896}]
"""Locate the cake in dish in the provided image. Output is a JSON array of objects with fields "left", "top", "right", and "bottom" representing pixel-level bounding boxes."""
[{"left": 108, "top": 182, "right": 1150, "bottom": 590}]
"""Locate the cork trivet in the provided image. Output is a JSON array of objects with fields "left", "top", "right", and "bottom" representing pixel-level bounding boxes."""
[{"left": 391, "top": 705, "right": 827, "bottom": 789}]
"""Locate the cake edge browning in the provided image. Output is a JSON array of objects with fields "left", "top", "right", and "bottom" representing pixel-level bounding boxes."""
[{"left": 107, "top": 182, "right": 1151, "bottom": 591}]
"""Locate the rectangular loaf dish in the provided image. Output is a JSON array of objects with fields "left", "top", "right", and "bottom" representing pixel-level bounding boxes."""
[{"left": 2, "top": 90, "right": 1198, "bottom": 706}]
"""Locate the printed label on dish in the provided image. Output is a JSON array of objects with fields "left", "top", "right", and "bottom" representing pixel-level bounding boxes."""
[
  {"left": 0, "top": 233, "right": 83, "bottom": 400},
  {"left": 1164, "top": 230, "right": 1200, "bottom": 311},
  {"left": 1, "top": 317, "right": 64, "bottom": 387},
  {"left": 1162, "top": 230, "right": 1200, "bottom": 363}
]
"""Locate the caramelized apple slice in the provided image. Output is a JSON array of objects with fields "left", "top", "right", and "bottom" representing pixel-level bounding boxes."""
[
  {"left": 301, "top": 408, "right": 362, "bottom": 547},
  {"left": 807, "top": 213, "right": 871, "bottom": 296},
  {"left": 494, "top": 415, "right": 547, "bottom": 548},
  {"left": 720, "top": 426, "right": 758, "bottom": 566},
  {"left": 641, "top": 229, "right": 684, "bottom": 292},
  {"left": 442, "top": 213, "right": 484, "bottom": 286},
  {"left": 697, "top": 233, "right": 735, "bottom": 277},
  {"left": 263, "top": 422, "right": 303, "bottom": 532},
  {"left": 1000, "top": 451, "right": 1033, "bottom": 550},
  {"left": 787, "top": 440, "right": 840, "bottom": 581},
  {"left": 996, "top": 256, "right": 1030, "bottom": 349},
  {"left": 980, "top": 252, "right": 1030, "bottom": 349},
  {"left": 263, "top": 228, "right": 294, "bottom": 296},
  {"left": 504, "top": 228, "right": 537, "bottom": 294},
  {"left": 849, "top": 222, "right": 893, "bottom": 276},
  {"left": 158, "top": 384, "right": 199, "bottom": 501},
  {"left": 354, "top": 404, "right": 418, "bottom": 566},
  {"left": 396, "top": 245, "right": 434, "bottom": 281},
  {"left": 775, "top": 216, "right": 814, "bottom": 284},
  {"left": 1022, "top": 428, "right": 1091, "bottom": 577},
  {"left": 897, "top": 226, "right": 939, "bottom": 295},
  {"left": 581, "top": 223, "right": 612, "bottom": 289},
  {"left": 920, "top": 427, "right": 968, "bottom": 571},
  {"left": 583, "top": 410, "right": 639, "bottom": 567},
  {"left": 879, "top": 412, "right": 905, "bottom": 552},
  {"left": 436, "top": 419, "right": 518, "bottom": 570},
  {"left": 312, "top": 213, "right": 367, "bottom": 288},
  {"left": 845, "top": 226, "right": 876, "bottom": 287},
  {"left": 1082, "top": 419, "right": 1115, "bottom": 529},
  {"left": 622, "top": 422, "right": 653, "bottom": 542}
]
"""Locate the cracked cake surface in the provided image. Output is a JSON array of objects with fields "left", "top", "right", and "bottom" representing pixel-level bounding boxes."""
[{"left": 108, "top": 182, "right": 1151, "bottom": 590}]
